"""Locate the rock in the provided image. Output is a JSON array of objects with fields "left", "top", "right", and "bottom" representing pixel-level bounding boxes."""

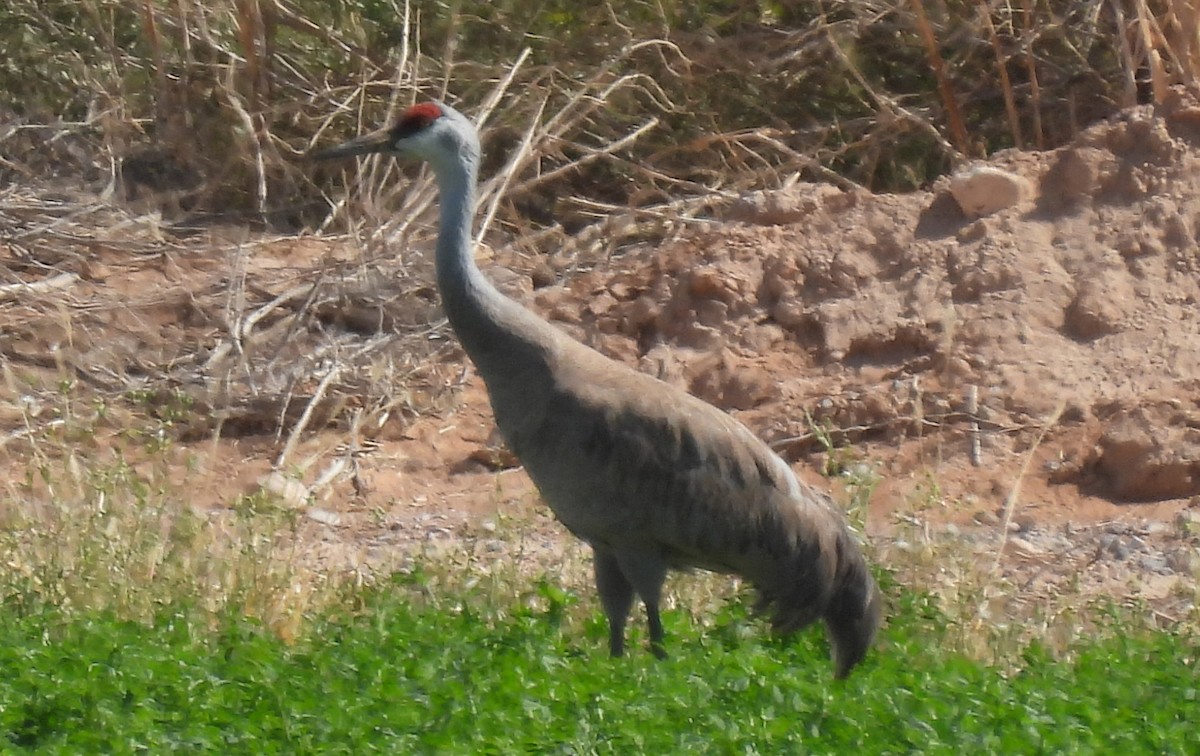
[
  {"left": 1008, "top": 536, "right": 1044, "bottom": 556},
  {"left": 1138, "top": 555, "right": 1171, "bottom": 574},
  {"left": 1090, "top": 405, "right": 1200, "bottom": 501},
  {"left": 306, "top": 508, "right": 342, "bottom": 527},
  {"left": 258, "top": 471, "right": 310, "bottom": 509},
  {"left": 1014, "top": 514, "right": 1036, "bottom": 533},
  {"left": 1165, "top": 548, "right": 1198, "bottom": 574},
  {"left": 1099, "top": 534, "right": 1130, "bottom": 560},
  {"left": 949, "top": 166, "right": 1033, "bottom": 218},
  {"left": 1144, "top": 521, "right": 1171, "bottom": 536},
  {"left": 974, "top": 510, "right": 1000, "bottom": 526}
]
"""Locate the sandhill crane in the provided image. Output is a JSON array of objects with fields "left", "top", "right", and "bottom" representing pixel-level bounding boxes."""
[{"left": 314, "top": 101, "right": 883, "bottom": 678}]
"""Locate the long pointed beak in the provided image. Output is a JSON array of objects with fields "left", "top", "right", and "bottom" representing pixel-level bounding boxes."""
[{"left": 309, "top": 126, "right": 393, "bottom": 160}]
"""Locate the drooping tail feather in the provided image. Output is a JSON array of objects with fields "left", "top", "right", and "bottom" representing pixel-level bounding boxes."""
[
  {"left": 747, "top": 514, "right": 883, "bottom": 677},
  {"left": 823, "top": 545, "right": 883, "bottom": 679}
]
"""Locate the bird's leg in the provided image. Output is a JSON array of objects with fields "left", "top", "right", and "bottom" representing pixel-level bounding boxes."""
[
  {"left": 593, "top": 549, "right": 635, "bottom": 657},
  {"left": 614, "top": 551, "right": 669, "bottom": 660},
  {"left": 645, "top": 604, "right": 668, "bottom": 661}
]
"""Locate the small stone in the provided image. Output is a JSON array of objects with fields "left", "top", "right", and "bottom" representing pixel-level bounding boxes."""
[
  {"left": 306, "top": 508, "right": 342, "bottom": 527},
  {"left": 1008, "top": 536, "right": 1044, "bottom": 556},
  {"left": 1144, "top": 521, "right": 1170, "bottom": 536},
  {"left": 1137, "top": 555, "right": 1171, "bottom": 574},
  {"left": 258, "top": 471, "right": 310, "bottom": 509},
  {"left": 974, "top": 510, "right": 1000, "bottom": 526},
  {"left": 1103, "top": 536, "right": 1131, "bottom": 561},
  {"left": 949, "top": 166, "right": 1033, "bottom": 218},
  {"left": 1166, "top": 548, "right": 1198, "bottom": 574}
]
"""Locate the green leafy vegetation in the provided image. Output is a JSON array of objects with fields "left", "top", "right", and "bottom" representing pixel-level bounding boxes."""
[{"left": 0, "top": 581, "right": 1195, "bottom": 752}]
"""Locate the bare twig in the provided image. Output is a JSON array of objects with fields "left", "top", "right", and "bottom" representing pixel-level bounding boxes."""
[
  {"left": 1020, "top": 0, "right": 1045, "bottom": 148},
  {"left": 967, "top": 384, "right": 982, "bottom": 467},
  {"left": 275, "top": 362, "right": 344, "bottom": 469},
  {"left": 991, "top": 402, "right": 1066, "bottom": 576},
  {"left": 1111, "top": 0, "right": 1140, "bottom": 108},
  {"left": 824, "top": 24, "right": 960, "bottom": 160},
  {"left": 476, "top": 96, "right": 547, "bottom": 246},
  {"left": 910, "top": 0, "right": 971, "bottom": 155},
  {"left": 1133, "top": 0, "right": 1170, "bottom": 104},
  {"left": 0, "top": 273, "right": 78, "bottom": 301},
  {"left": 979, "top": 1, "right": 1023, "bottom": 149}
]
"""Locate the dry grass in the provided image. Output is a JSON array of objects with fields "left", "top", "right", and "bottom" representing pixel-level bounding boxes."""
[
  {"left": 2, "top": 372, "right": 1194, "bottom": 662},
  {"left": 0, "top": 4, "right": 707, "bottom": 509},
  {"left": 0, "top": 385, "right": 326, "bottom": 639},
  {"left": 5, "top": 1, "right": 1200, "bottom": 217}
]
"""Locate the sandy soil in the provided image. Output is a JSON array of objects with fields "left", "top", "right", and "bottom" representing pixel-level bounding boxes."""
[{"left": 3, "top": 90, "right": 1200, "bottom": 622}]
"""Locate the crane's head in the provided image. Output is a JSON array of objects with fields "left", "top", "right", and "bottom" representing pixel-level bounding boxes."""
[{"left": 311, "top": 101, "right": 479, "bottom": 175}]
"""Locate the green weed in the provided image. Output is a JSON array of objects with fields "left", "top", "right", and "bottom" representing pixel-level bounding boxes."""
[{"left": 0, "top": 580, "right": 1195, "bottom": 753}]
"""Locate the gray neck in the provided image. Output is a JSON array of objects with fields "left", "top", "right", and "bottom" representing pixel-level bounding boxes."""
[{"left": 430, "top": 152, "right": 554, "bottom": 389}]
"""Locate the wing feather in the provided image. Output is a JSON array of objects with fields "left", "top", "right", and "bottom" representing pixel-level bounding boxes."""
[{"left": 506, "top": 347, "right": 845, "bottom": 582}]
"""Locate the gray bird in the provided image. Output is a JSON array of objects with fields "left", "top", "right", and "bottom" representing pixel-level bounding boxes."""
[{"left": 313, "top": 101, "right": 883, "bottom": 677}]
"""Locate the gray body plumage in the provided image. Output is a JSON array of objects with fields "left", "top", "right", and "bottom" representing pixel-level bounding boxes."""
[{"left": 315, "top": 102, "right": 883, "bottom": 677}]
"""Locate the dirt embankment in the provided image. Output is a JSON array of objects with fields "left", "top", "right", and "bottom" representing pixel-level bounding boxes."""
[{"left": 536, "top": 90, "right": 1200, "bottom": 513}]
